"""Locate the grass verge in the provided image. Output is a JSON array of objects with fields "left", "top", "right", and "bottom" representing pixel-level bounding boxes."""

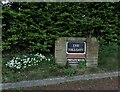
[{"left": 2, "top": 42, "right": 119, "bottom": 83}]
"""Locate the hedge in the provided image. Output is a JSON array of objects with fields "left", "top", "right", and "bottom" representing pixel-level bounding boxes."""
[{"left": 2, "top": 2, "right": 120, "bottom": 53}]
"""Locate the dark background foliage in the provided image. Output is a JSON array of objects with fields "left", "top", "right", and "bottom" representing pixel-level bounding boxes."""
[{"left": 2, "top": 2, "right": 120, "bottom": 54}]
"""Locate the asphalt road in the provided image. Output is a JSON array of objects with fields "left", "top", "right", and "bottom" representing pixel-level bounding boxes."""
[{"left": 21, "top": 77, "right": 119, "bottom": 90}]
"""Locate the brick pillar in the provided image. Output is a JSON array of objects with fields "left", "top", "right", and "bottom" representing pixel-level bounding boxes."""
[
  {"left": 55, "top": 37, "right": 66, "bottom": 66},
  {"left": 86, "top": 37, "right": 99, "bottom": 67}
]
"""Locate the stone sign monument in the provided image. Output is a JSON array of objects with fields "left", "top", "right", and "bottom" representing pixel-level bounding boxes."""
[{"left": 55, "top": 37, "right": 99, "bottom": 67}]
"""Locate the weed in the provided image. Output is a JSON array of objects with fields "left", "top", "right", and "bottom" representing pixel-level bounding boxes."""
[
  {"left": 65, "top": 67, "right": 76, "bottom": 77},
  {"left": 77, "top": 60, "right": 86, "bottom": 69}
]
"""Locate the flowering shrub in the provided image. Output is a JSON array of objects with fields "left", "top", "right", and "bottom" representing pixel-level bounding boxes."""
[{"left": 5, "top": 53, "right": 52, "bottom": 70}]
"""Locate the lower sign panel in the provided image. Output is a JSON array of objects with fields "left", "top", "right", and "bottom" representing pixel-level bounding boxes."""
[{"left": 67, "top": 58, "right": 85, "bottom": 64}]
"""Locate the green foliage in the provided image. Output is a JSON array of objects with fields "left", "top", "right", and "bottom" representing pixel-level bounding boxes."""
[
  {"left": 98, "top": 42, "right": 118, "bottom": 70},
  {"left": 65, "top": 67, "right": 76, "bottom": 77},
  {"left": 2, "top": 42, "right": 119, "bottom": 82},
  {"left": 78, "top": 60, "right": 86, "bottom": 68},
  {"left": 2, "top": 2, "right": 120, "bottom": 53}
]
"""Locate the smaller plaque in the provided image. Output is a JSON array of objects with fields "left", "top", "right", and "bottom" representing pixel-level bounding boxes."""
[{"left": 67, "top": 58, "right": 85, "bottom": 64}]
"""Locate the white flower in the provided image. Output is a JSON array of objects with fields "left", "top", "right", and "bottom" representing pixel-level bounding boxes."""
[
  {"left": 16, "top": 66, "right": 21, "bottom": 69},
  {"left": 36, "top": 60, "right": 39, "bottom": 63},
  {"left": 9, "top": 62, "right": 14, "bottom": 68},
  {"left": 82, "top": 15, "right": 85, "bottom": 17},
  {"left": 5, "top": 63, "right": 8, "bottom": 66},
  {"left": 23, "top": 55, "right": 27, "bottom": 57},
  {"left": 14, "top": 60, "right": 18, "bottom": 64},
  {"left": 33, "top": 58, "right": 35, "bottom": 61},
  {"left": 34, "top": 64, "right": 36, "bottom": 66},
  {"left": 18, "top": 62, "right": 21, "bottom": 64},
  {"left": 28, "top": 64, "right": 31, "bottom": 66},
  {"left": 40, "top": 58, "right": 42, "bottom": 61},
  {"left": 24, "top": 63, "right": 27, "bottom": 66},
  {"left": 23, "top": 61, "right": 28, "bottom": 64},
  {"left": 10, "top": 60, "right": 14, "bottom": 63},
  {"left": 28, "top": 61, "right": 31, "bottom": 63},
  {"left": 15, "top": 62, "right": 20, "bottom": 65},
  {"left": 14, "top": 65, "right": 17, "bottom": 67},
  {"left": 23, "top": 59, "right": 26, "bottom": 61},
  {"left": 39, "top": 53, "right": 42, "bottom": 56},
  {"left": 35, "top": 53, "right": 38, "bottom": 56},
  {"left": 43, "top": 57, "right": 46, "bottom": 59},
  {"left": 27, "top": 58, "right": 30, "bottom": 61},
  {"left": 16, "top": 57, "right": 19, "bottom": 60},
  {"left": 23, "top": 66, "right": 27, "bottom": 68},
  {"left": 48, "top": 58, "right": 51, "bottom": 61},
  {"left": 13, "top": 57, "right": 16, "bottom": 59},
  {"left": 16, "top": 64, "right": 21, "bottom": 69},
  {"left": 6, "top": 53, "right": 53, "bottom": 70}
]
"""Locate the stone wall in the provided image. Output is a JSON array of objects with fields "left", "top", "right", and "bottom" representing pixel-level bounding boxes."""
[
  {"left": 55, "top": 37, "right": 66, "bottom": 66},
  {"left": 55, "top": 37, "right": 99, "bottom": 67},
  {"left": 86, "top": 37, "right": 99, "bottom": 67}
]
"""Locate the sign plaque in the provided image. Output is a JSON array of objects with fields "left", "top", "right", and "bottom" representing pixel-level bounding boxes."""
[{"left": 66, "top": 41, "right": 86, "bottom": 54}]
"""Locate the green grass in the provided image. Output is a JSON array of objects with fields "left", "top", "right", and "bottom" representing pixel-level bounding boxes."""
[
  {"left": 98, "top": 42, "right": 118, "bottom": 71},
  {"left": 2, "top": 55, "right": 71, "bottom": 82},
  {"left": 2, "top": 42, "right": 119, "bottom": 83}
]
